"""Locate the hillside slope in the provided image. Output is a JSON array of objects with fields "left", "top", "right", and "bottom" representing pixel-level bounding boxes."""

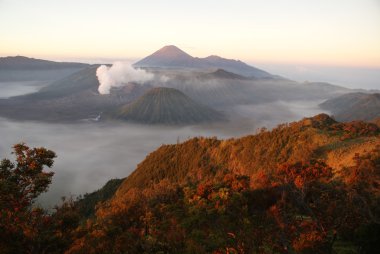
[
  {"left": 111, "top": 87, "right": 225, "bottom": 124},
  {"left": 0, "top": 66, "right": 150, "bottom": 122},
  {"left": 320, "top": 92, "right": 380, "bottom": 122},
  {"left": 116, "top": 114, "right": 379, "bottom": 194},
  {"left": 65, "top": 114, "right": 379, "bottom": 253}
]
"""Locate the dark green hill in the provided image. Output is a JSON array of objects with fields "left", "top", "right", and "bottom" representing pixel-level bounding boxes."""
[{"left": 111, "top": 87, "right": 225, "bottom": 124}]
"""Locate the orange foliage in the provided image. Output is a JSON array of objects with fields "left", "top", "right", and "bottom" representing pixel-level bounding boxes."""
[{"left": 276, "top": 160, "right": 333, "bottom": 189}]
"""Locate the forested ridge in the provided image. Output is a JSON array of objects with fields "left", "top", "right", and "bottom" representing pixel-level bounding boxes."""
[{"left": 1, "top": 114, "right": 379, "bottom": 253}]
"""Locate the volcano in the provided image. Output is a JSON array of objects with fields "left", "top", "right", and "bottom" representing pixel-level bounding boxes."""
[
  {"left": 110, "top": 87, "right": 225, "bottom": 124},
  {"left": 134, "top": 45, "right": 272, "bottom": 78}
]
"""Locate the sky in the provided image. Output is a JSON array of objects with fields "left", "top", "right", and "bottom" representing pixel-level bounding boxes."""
[{"left": 0, "top": 0, "right": 379, "bottom": 69}]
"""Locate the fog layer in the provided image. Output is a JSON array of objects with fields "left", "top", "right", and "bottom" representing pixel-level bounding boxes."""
[
  {"left": 0, "top": 97, "right": 328, "bottom": 207},
  {"left": 0, "top": 81, "right": 50, "bottom": 98},
  {"left": 256, "top": 63, "right": 380, "bottom": 90}
]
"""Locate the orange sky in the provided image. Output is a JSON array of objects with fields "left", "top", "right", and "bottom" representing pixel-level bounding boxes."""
[{"left": 1, "top": 0, "right": 379, "bottom": 68}]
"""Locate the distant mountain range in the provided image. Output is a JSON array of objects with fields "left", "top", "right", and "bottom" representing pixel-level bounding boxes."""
[
  {"left": 0, "top": 56, "right": 88, "bottom": 70},
  {"left": 201, "top": 69, "right": 251, "bottom": 80},
  {"left": 0, "top": 46, "right": 375, "bottom": 124},
  {"left": 134, "top": 45, "right": 273, "bottom": 78},
  {"left": 320, "top": 92, "right": 380, "bottom": 122},
  {"left": 0, "top": 56, "right": 89, "bottom": 81},
  {"left": 110, "top": 87, "right": 224, "bottom": 124}
]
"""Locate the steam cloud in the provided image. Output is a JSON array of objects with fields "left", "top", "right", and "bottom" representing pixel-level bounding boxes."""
[{"left": 96, "top": 62, "right": 154, "bottom": 94}]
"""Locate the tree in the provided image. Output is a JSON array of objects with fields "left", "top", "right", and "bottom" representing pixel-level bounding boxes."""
[{"left": 0, "top": 143, "right": 56, "bottom": 254}]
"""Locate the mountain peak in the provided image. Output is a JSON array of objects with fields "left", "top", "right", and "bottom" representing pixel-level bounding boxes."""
[
  {"left": 150, "top": 45, "right": 192, "bottom": 59},
  {"left": 204, "top": 55, "right": 223, "bottom": 60},
  {"left": 134, "top": 45, "right": 273, "bottom": 78},
  {"left": 134, "top": 45, "right": 194, "bottom": 68}
]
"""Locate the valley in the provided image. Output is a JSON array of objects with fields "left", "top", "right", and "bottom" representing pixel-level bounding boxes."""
[
  {"left": 0, "top": 47, "right": 378, "bottom": 254},
  {"left": 1, "top": 1, "right": 379, "bottom": 253},
  {"left": 0, "top": 46, "right": 366, "bottom": 124},
  {"left": 0, "top": 46, "right": 378, "bottom": 207}
]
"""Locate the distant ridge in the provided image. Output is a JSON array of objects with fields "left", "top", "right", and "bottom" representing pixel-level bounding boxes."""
[
  {"left": 111, "top": 87, "right": 225, "bottom": 124},
  {"left": 202, "top": 69, "right": 250, "bottom": 80},
  {"left": 320, "top": 92, "right": 380, "bottom": 122},
  {"left": 134, "top": 45, "right": 272, "bottom": 78},
  {"left": 0, "top": 56, "right": 88, "bottom": 70}
]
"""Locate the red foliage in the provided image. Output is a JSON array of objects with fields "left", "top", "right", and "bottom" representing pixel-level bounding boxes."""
[{"left": 276, "top": 160, "right": 333, "bottom": 189}]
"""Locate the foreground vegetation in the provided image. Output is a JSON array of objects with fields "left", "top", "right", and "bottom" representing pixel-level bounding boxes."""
[{"left": 0, "top": 114, "right": 379, "bottom": 253}]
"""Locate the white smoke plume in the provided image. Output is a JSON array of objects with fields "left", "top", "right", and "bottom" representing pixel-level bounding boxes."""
[{"left": 96, "top": 62, "right": 154, "bottom": 94}]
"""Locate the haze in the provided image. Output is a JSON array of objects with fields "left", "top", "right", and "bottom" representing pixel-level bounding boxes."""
[
  {"left": 0, "top": 0, "right": 378, "bottom": 206},
  {"left": 0, "top": 98, "right": 326, "bottom": 207},
  {"left": 1, "top": 1, "right": 379, "bottom": 67}
]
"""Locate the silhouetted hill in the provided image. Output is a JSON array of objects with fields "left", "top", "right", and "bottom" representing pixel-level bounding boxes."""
[
  {"left": 320, "top": 92, "right": 380, "bottom": 121},
  {"left": 110, "top": 87, "right": 225, "bottom": 124},
  {"left": 76, "top": 179, "right": 123, "bottom": 218},
  {"left": 134, "top": 45, "right": 273, "bottom": 78}
]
